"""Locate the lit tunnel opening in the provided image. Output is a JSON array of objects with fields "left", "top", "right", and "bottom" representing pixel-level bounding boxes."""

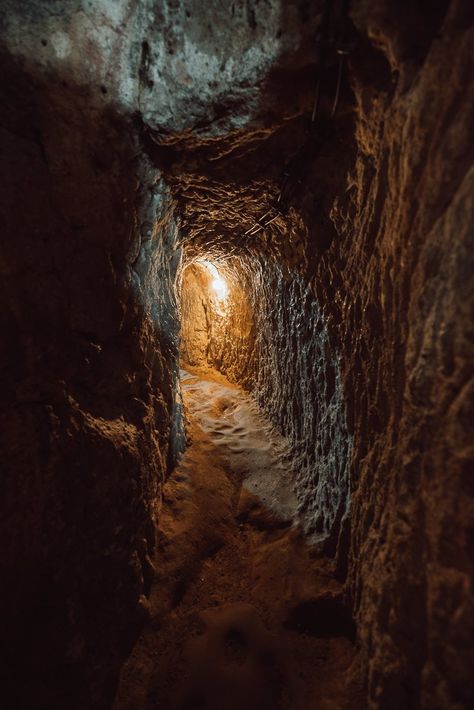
[
  {"left": 177, "top": 247, "right": 352, "bottom": 549},
  {"left": 178, "top": 255, "right": 254, "bottom": 380}
]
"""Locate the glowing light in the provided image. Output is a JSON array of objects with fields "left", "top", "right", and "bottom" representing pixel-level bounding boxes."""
[
  {"left": 200, "top": 260, "right": 228, "bottom": 301},
  {"left": 211, "top": 276, "right": 228, "bottom": 300}
]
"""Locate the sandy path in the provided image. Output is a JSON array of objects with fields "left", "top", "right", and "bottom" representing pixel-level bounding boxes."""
[
  {"left": 180, "top": 368, "right": 297, "bottom": 522},
  {"left": 113, "top": 368, "right": 362, "bottom": 710}
]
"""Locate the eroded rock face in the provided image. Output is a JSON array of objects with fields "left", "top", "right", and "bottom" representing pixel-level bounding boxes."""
[
  {"left": 172, "top": 2, "right": 474, "bottom": 706},
  {"left": 249, "top": 262, "right": 352, "bottom": 548},
  {"left": 0, "top": 46, "right": 183, "bottom": 710},
  {"left": 1, "top": 1, "right": 473, "bottom": 708},
  {"left": 180, "top": 257, "right": 352, "bottom": 548},
  {"left": 341, "top": 5, "right": 474, "bottom": 705}
]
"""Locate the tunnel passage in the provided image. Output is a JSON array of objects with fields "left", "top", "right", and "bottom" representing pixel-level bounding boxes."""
[
  {"left": 179, "top": 259, "right": 253, "bottom": 375},
  {"left": 178, "top": 251, "right": 352, "bottom": 549},
  {"left": 1, "top": 1, "right": 473, "bottom": 709}
]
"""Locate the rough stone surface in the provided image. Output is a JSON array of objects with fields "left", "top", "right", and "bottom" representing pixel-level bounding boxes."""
[
  {"left": 1, "top": 0, "right": 473, "bottom": 708},
  {"left": 340, "top": 5, "right": 474, "bottom": 706},
  {"left": 0, "top": 35, "right": 183, "bottom": 710},
  {"left": 173, "top": 2, "right": 474, "bottom": 706},
  {"left": 180, "top": 259, "right": 352, "bottom": 547}
]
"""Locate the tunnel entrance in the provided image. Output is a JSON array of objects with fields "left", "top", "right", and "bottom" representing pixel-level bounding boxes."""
[
  {"left": 179, "top": 258, "right": 253, "bottom": 379},
  {"left": 178, "top": 255, "right": 352, "bottom": 548}
]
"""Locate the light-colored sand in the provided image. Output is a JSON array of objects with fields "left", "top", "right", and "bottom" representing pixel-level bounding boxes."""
[{"left": 180, "top": 368, "right": 297, "bottom": 523}]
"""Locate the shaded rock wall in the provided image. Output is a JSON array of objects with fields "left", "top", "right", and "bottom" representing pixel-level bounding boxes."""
[
  {"left": 248, "top": 260, "right": 352, "bottom": 550},
  {"left": 340, "top": 4, "right": 474, "bottom": 706},
  {"left": 0, "top": 55, "right": 183, "bottom": 710}
]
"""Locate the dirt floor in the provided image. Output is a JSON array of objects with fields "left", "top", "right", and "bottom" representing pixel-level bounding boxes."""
[{"left": 113, "top": 368, "right": 363, "bottom": 710}]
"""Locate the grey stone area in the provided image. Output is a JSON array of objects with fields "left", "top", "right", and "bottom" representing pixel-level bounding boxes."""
[
  {"left": 251, "top": 264, "right": 352, "bottom": 547},
  {"left": 1, "top": 0, "right": 322, "bottom": 138}
]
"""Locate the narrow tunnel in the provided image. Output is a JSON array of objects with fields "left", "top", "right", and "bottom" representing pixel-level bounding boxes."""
[
  {"left": 178, "top": 251, "right": 352, "bottom": 549},
  {"left": 1, "top": 2, "right": 473, "bottom": 709},
  {"left": 179, "top": 259, "right": 251, "bottom": 373}
]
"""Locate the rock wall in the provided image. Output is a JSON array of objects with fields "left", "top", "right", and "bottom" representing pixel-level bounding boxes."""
[
  {"left": 180, "top": 263, "right": 212, "bottom": 367},
  {"left": 180, "top": 259, "right": 254, "bottom": 379},
  {"left": 248, "top": 260, "right": 352, "bottom": 551},
  {"left": 0, "top": 48, "right": 183, "bottom": 710},
  {"left": 339, "top": 4, "right": 474, "bottom": 706},
  {"left": 175, "top": 3, "right": 474, "bottom": 706}
]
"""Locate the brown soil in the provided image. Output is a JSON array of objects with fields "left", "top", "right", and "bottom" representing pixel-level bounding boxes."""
[{"left": 113, "top": 368, "right": 363, "bottom": 710}]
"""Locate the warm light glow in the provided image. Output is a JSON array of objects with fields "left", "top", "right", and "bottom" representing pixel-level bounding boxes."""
[
  {"left": 211, "top": 276, "right": 228, "bottom": 300},
  {"left": 200, "top": 260, "right": 228, "bottom": 301}
]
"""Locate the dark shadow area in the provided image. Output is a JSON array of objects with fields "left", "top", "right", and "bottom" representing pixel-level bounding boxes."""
[
  {"left": 0, "top": 51, "right": 182, "bottom": 710},
  {"left": 285, "top": 595, "right": 356, "bottom": 642}
]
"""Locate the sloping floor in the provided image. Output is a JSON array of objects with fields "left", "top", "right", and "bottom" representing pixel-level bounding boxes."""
[{"left": 113, "top": 368, "right": 363, "bottom": 710}]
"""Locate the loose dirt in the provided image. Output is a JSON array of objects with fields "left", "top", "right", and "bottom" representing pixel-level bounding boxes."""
[{"left": 113, "top": 368, "right": 363, "bottom": 710}]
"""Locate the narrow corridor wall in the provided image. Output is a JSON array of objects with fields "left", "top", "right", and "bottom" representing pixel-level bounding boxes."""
[
  {"left": 250, "top": 260, "right": 352, "bottom": 552},
  {"left": 0, "top": 56, "right": 183, "bottom": 710}
]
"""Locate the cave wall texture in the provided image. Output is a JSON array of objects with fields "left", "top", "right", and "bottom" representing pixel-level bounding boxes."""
[
  {"left": 180, "top": 257, "right": 352, "bottom": 548},
  {"left": 1, "top": 1, "right": 473, "bottom": 709},
  {"left": 0, "top": 3, "right": 186, "bottom": 707},
  {"left": 343, "top": 4, "right": 474, "bottom": 705},
  {"left": 0, "top": 71, "right": 184, "bottom": 709}
]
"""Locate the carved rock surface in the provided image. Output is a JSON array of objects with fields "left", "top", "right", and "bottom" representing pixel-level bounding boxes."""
[
  {"left": 1, "top": 1, "right": 473, "bottom": 709},
  {"left": 0, "top": 30, "right": 184, "bottom": 710}
]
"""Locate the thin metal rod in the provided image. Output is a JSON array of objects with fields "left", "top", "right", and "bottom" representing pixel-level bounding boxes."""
[
  {"left": 248, "top": 224, "right": 264, "bottom": 236},
  {"left": 243, "top": 208, "right": 274, "bottom": 235},
  {"left": 263, "top": 215, "right": 279, "bottom": 228},
  {"left": 246, "top": 214, "right": 279, "bottom": 237},
  {"left": 244, "top": 223, "right": 260, "bottom": 236},
  {"left": 259, "top": 208, "right": 274, "bottom": 222}
]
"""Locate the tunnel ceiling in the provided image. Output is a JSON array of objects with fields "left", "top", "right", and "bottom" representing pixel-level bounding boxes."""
[
  {"left": 135, "top": 0, "right": 358, "bottom": 263},
  {"left": 2, "top": 0, "right": 387, "bottom": 265},
  {"left": 3, "top": 0, "right": 448, "bottom": 269}
]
